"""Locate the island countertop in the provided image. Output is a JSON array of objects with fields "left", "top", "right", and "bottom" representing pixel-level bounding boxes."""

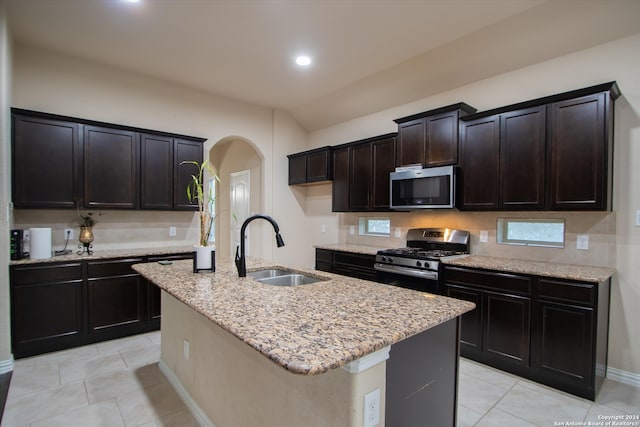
[{"left": 133, "top": 257, "right": 474, "bottom": 376}]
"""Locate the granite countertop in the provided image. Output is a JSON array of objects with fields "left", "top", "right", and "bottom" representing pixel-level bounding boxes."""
[
  {"left": 133, "top": 257, "right": 475, "bottom": 376},
  {"left": 442, "top": 255, "right": 616, "bottom": 283},
  {"left": 9, "top": 246, "right": 194, "bottom": 265}
]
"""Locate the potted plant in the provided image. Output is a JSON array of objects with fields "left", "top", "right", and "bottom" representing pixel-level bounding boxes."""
[{"left": 182, "top": 160, "right": 220, "bottom": 271}]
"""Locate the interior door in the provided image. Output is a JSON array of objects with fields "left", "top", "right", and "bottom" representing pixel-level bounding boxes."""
[{"left": 230, "top": 170, "right": 250, "bottom": 258}]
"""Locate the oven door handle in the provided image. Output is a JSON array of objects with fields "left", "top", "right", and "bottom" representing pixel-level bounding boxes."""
[{"left": 374, "top": 263, "right": 438, "bottom": 280}]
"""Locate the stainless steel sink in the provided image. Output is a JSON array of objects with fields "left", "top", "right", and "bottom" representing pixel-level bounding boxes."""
[{"left": 247, "top": 269, "right": 327, "bottom": 286}]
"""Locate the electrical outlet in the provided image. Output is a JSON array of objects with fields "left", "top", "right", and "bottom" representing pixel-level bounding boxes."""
[
  {"left": 169, "top": 226, "right": 177, "bottom": 237},
  {"left": 321, "top": 224, "right": 326, "bottom": 233},
  {"left": 576, "top": 234, "right": 589, "bottom": 251},
  {"left": 479, "top": 230, "right": 488, "bottom": 243},
  {"left": 395, "top": 227, "right": 401, "bottom": 238},
  {"left": 350, "top": 225, "right": 355, "bottom": 235},
  {"left": 363, "top": 388, "right": 380, "bottom": 427},
  {"left": 183, "top": 339, "right": 190, "bottom": 360},
  {"left": 635, "top": 210, "right": 640, "bottom": 227},
  {"left": 64, "top": 228, "right": 74, "bottom": 240}
]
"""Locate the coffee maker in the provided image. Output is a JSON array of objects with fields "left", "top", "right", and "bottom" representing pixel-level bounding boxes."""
[{"left": 10, "top": 229, "right": 26, "bottom": 260}]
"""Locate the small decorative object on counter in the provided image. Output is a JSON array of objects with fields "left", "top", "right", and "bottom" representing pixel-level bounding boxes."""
[
  {"left": 76, "top": 211, "right": 99, "bottom": 255},
  {"left": 182, "top": 160, "right": 220, "bottom": 272}
]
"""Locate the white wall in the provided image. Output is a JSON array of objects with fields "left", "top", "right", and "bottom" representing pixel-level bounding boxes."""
[
  {"left": 0, "top": 0, "right": 13, "bottom": 368},
  {"left": 308, "top": 33, "right": 640, "bottom": 377}
]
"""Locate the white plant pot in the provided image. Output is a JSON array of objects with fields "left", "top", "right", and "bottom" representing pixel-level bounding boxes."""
[{"left": 195, "top": 245, "right": 215, "bottom": 271}]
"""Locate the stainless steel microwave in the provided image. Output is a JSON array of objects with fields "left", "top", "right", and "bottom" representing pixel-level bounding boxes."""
[{"left": 390, "top": 165, "right": 455, "bottom": 209}]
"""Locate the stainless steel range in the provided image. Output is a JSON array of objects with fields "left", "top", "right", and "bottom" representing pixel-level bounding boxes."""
[{"left": 374, "top": 228, "right": 470, "bottom": 294}]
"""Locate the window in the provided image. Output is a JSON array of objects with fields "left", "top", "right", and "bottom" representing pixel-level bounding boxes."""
[
  {"left": 358, "top": 217, "right": 391, "bottom": 237},
  {"left": 497, "top": 218, "right": 565, "bottom": 248}
]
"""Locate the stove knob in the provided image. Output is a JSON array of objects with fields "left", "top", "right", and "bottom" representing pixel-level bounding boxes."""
[
  {"left": 381, "top": 256, "right": 388, "bottom": 263},
  {"left": 388, "top": 257, "right": 393, "bottom": 264},
  {"left": 416, "top": 261, "right": 422, "bottom": 268}
]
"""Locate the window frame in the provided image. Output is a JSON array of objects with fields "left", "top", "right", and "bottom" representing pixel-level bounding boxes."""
[
  {"left": 496, "top": 218, "right": 565, "bottom": 248},
  {"left": 358, "top": 217, "right": 391, "bottom": 237}
]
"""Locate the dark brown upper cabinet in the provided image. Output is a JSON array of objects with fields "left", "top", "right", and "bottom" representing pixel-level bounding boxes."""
[
  {"left": 394, "top": 103, "right": 476, "bottom": 167},
  {"left": 331, "top": 146, "right": 350, "bottom": 212},
  {"left": 333, "top": 133, "right": 397, "bottom": 212},
  {"left": 458, "top": 115, "right": 500, "bottom": 210},
  {"left": 459, "top": 106, "right": 546, "bottom": 211},
  {"left": 84, "top": 125, "right": 139, "bottom": 209},
  {"left": 458, "top": 82, "right": 619, "bottom": 211},
  {"left": 287, "top": 146, "right": 332, "bottom": 185},
  {"left": 174, "top": 139, "right": 204, "bottom": 210},
  {"left": 12, "top": 113, "right": 82, "bottom": 209},
  {"left": 140, "top": 133, "right": 173, "bottom": 210},
  {"left": 548, "top": 92, "right": 615, "bottom": 210},
  {"left": 11, "top": 109, "right": 205, "bottom": 211}
]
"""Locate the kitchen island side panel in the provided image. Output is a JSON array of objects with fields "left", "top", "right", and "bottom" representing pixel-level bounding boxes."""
[{"left": 160, "top": 291, "right": 387, "bottom": 427}]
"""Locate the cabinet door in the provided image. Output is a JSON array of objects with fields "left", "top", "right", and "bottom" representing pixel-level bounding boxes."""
[
  {"left": 425, "top": 111, "right": 459, "bottom": 166},
  {"left": 12, "top": 114, "right": 81, "bottom": 208},
  {"left": 140, "top": 133, "right": 173, "bottom": 209},
  {"left": 10, "top": 263, "right": 84, "bottom": 358},
  {"left": 458, "top": 116, "right": 500, "bottom": 210},
  {"left": 371, "top": 137, "right": 396, "bottom": 210},
  {"left": 307, "top": 149, "right": 331, "bottom": 182},
  {"left": 174, "top": 139, "right": 203, "bottom": 210},
  {"left": 288, "top": 154, "right": 306, "bottom": 184},
  {"left": 396, "top": 119, "right": 425, "bottom": 167},
  {"left": 84, "top": 125, "right": 139, "bottom": 209},
  {"left": 535, "top": 301, "right": 594, "bottom": 385},
  {"left": 548, "top": 93, "right": 608, "bottom": 210},
  {"left": 444, "top": 284, "right": 483, "bottom": 352},
  {"left": 87, "top": 259, "right": 145, "bottom": 334},
  {"left": 147, "top": 253, "right": 193, "bottom": 322},
  {"left": 499, "top": 106, "right": 546, "bottom": 210},
  {"left": 350, "top": 143, "right": 372, "bottom": 211},
  {"left": 484, "top": 291, "right": 531, "bottom": 366},
  {"left": 332, "top": 147, "right": 350, "bottom": 212}
]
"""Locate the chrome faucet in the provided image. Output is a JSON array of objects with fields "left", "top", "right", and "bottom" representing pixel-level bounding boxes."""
[{"left": 235, "top": 214, "right": 285, "bottom": 277}]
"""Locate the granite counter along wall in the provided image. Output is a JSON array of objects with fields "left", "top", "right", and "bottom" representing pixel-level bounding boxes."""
[{"left": 342, "top": 210, "right": 616, "bottom": 268}]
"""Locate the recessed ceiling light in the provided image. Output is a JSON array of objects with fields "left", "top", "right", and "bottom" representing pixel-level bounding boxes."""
[
  {"left": 123, "top": 0, "right": 141, "bottom": 3},
  {"left": 295, "top": 56, "right": 312, "bottom": 67}
]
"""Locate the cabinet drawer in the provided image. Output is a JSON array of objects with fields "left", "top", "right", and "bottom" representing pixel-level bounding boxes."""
[
  {"left": 87, "top": 258, "right": 144, "bottom": 278},
  {"left": 11, "top": 263, "right": 83, "bottom": 285},
  {"left": 315, "top": 249, "right": 333, "bottom": 263},
  {"left": 333, "top": 251, "right": 375, "bottom": 269},
  {"left": 148, "top": 253, "right": 193, "bottom": 262},
  {"left": 443, "top": 266, "right": 531, "bottom": 295},
  {"left": 537, "top": 279, "right": 595, "bottom": 306}
]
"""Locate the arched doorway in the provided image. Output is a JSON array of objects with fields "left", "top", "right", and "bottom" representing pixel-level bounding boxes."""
[{"left": 209, "top": 137, "right": 263, "bottom": 258}]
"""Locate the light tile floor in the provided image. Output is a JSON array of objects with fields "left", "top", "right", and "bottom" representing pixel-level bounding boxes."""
[{"left": 2, "top": 332, "right": 639, "bottom": 426}]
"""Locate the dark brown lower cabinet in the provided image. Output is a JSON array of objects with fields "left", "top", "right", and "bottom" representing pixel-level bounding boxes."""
[
  {"left": 87, "top": 258, "right": 145, "bottom": 335},
  {"left": 442, "top": 265, "right": 610, "bottom": 400},
  {"left": 10, "top": 252, "right": 192, "bottom": 358},
  {"left": 10, "top": 262, "right": 84, "bottom": 358},
  {"left": 315, "top": 248, "right": 377, "bottom": 281}
]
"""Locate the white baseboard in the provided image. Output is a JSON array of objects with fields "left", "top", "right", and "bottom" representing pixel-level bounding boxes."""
[
  {"left": 158, "top": 359, "right": 216, "bottom": 427},
  {"left": 0, "top": 356, "right": 14, "bottom": 375},
  {"left": 607, "top": 366, "right": 640, "bottom": 389}
]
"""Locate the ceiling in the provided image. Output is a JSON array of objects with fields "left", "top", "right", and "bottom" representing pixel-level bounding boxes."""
[{"left": 6, "top": 0, "right": 640, "bottom": 131}]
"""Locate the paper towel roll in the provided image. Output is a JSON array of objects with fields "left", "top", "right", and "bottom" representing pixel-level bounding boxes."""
[{"left": 29, "top": 228, "right": 52, "bottom": 260}]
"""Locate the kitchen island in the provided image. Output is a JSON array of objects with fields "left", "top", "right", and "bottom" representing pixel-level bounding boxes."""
[{"left": 133, "top": 257, "right": 475, "bottom": 427}]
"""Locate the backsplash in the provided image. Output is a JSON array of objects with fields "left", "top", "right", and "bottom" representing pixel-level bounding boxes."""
[
  {"left": 343, "top": 210, "right": 616, "bottom": 268},
  {"left": 12, "top": 209, "right": 200, "bottom": 252}
]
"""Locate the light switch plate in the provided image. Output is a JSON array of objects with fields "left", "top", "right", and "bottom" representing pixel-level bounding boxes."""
[
  {"left": 636, "top": 210, "right": 640, "bottom": 227},
  {"left": 350, "top": 225, "right": 355, "bottom": 235},
  {"left": 576, "top": 234, "right": 589, "bottom": 251},
  {"left": 395, "top": 227, "right": 401, "bottom": 238},
  {"left": 321, "top": 224, "right": 326, "bottom": 233},
  {"left": 479, "top": 231, "right": 488, "bottom": 243}
]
